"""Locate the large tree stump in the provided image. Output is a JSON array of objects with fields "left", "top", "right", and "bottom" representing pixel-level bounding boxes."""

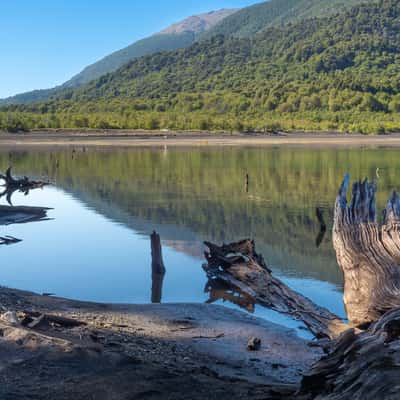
[{"left": 333, "top": 174, "right": 400, "bottom": 328}]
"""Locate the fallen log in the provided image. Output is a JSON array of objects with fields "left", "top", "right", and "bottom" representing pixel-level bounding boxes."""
[
  {"left": 203, "top": 239, "right": 349, "bottom": 339},
  {"left": 333, "top": 174, "right": 400, "bottom": 328},
  {"left": 0, "top": 166, "right": 48, "bottom": 190}
]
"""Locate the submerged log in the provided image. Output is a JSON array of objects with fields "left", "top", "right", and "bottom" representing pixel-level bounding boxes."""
[
  {"left": 333, "top": 174, "right": 400, "bottom": 328},
  {"left": 203, "top": 240, "right": 348, "bottom": 339}
]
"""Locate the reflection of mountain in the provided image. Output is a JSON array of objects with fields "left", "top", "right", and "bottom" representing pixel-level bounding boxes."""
[{"left": 2, "top": 147, "right": 397, "bottom": 286}]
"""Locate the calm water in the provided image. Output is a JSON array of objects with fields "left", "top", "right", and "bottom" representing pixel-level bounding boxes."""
[{"left": 1, "top": 146, "right": 399, "bottom": 334}]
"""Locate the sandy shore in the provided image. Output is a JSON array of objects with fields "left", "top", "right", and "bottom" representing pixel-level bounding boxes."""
[
  {"left": 1, "top": 130, "right": 400, "bottom": 148},
  {"left": 0, "top": 286, "right": 320, "bottom": 399}
]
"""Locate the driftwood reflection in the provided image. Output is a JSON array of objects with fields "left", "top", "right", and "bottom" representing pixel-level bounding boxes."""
[
  {"left": 205, "top": 278, "right": 255, "bottom": 313},
  {"left": 315, "top": 206, "right": 327, "bottom": 248},
  {"left": 0, "top": 236, "right": 22, "bottom": 246},
  {"left": 0, "top": 167, "right": 52, "bottom": 246}
]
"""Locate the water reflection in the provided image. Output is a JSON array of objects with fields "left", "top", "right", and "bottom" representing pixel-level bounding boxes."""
[
  {"left": 1, "top": 146, "right": 392, "bottom": 322},
  {"left": 0, "top": 167, "right": 52, "bottom": 245},
  {"left": 315, "top": 207, "right": 327, "bottom": 248},
  {"left": 205, "top": 278, "right": 255, "bottom": 313}
]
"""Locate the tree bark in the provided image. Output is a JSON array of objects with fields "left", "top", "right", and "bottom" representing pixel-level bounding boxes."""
[
  {"left": 203, "top": 239, "right": 348, "bottom": 339},
  {"left": 333, "top": 173, "right": 400, "bottom": 328},
  {"left": 299, "top": 307, "right": 400, "bottom": 400}
]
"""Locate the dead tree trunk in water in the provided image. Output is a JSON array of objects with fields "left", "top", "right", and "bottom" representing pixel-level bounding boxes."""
[
  {"left": 150, "top": 231, "right": 166, "bottom": 304},
  {"left": 333, "top": 173, "right": 400, "bottom": 328}
]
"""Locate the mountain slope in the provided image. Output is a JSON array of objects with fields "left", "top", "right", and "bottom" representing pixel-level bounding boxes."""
[
  {"left": 3, "top": 0, "right": 400, "bottom": 134},
  {"left": 64, "top": 9, "right": 238, "bottom": 88},
  {"left": 0, "top": 8, "right": 237, "bottom": 106},
  {"left": 62, "top": 0, "right": 398, "bottom": 103},
  {"left": 200, "top": 0, "right": 367, "bottom": 39}
]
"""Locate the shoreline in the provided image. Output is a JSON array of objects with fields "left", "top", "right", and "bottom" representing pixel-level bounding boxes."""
[
  {"left": 1, "top": 130, "right": 400, "bottom": 148},
  {"left": 0, "top": 286, "right": 318, "bottom": 399}
]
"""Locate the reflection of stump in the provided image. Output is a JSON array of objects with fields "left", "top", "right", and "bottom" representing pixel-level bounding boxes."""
[
  {"left": 334, "top": 174, "right": 400, "bottom": 328},
  {"left": 150, "top": 231, "right": 166, "bottom": 304}
]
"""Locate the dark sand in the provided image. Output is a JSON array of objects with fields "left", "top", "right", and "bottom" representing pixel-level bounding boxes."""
[{"left": 0, "top": 286, "right": 321, "bottom": 399}]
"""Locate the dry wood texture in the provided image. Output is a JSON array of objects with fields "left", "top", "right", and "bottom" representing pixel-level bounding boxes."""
[
  {"left": 333, "top": 173, "right": 400, "bottom": 327},
  {"left": 299, "top": 308, "right": 400, "bottom": 399},
  {"left": 203, "top": 240, "right": 348, "bottom": 339}
]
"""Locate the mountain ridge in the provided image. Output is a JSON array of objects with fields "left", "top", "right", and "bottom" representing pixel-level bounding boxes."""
[
  {"left": 159, "top": 9, "right": 238, "bottom": 35},
  {"left": 0, "top": 8, "right": 237, "bottom": 105}
]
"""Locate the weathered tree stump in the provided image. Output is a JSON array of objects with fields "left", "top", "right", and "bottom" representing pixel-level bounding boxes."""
[{"left": 333, "top": 173, "right": 400, "bottom": 328}]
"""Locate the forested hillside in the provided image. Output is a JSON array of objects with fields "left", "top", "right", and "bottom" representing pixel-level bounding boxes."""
[
  {"left": 200, "top": 0, "right": 366, "bottom": 39},
  {"left": 0, "top": 9, "right": 237, "bottom": 106},
  {"left": 1, "top": 0, "right": 399, "bottom": 134}
]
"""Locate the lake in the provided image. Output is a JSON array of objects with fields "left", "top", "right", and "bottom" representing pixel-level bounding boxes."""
[{"left": 1, "top": 146, "right": 398, "bottom": 335}]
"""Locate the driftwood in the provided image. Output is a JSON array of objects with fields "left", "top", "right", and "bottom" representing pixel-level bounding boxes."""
[
  {"left": 19, "top": 310, "right": 87, "bottom": 330},
  {"left": 299, "top": 308, "right": 400, "bottom": 399},
  {"left": 0, "top": 167, "right": 49, "bottom": 205},
  {"left": 150, "top": 231, "right": 166, "bottom": 304},
  {"left": 203, "top": 240, "right": 348, "bottom": 339},
  {"left": 201, "top": 174, "right": 400, "bottom": 398},
  {"left": 333, "top": 174, "right": 400, "bottom": 328}
]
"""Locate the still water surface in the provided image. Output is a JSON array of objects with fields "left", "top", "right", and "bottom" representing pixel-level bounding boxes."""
[{"left": 1, "top": 146, "right": 398, "bottom": 334}]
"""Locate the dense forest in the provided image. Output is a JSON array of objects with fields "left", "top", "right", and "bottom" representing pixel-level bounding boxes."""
[
  {"left": 200, "top": 0, "right": 365, "bottom": 39},
  {"left": 1, "top": 0, "right": 399, "bottom": 134}
]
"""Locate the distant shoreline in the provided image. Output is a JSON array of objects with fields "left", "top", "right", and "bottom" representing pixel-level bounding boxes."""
[{"left": 1, "top": 130, "right": 400, "bottom": 148}]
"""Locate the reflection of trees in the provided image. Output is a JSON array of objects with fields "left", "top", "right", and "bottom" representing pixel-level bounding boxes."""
[{"left": 2, "top": 147, "right": 400, "bottom": 283}]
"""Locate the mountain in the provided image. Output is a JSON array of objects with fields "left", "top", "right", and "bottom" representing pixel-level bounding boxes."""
[
  {"left": 0, "top": 8, "right": 237, "bottom": 106},
  {"left": 200, "top": 0, "right": 367, "bottom": 39},
  {"left": 159, "top": 9, "right": 238, "bottom": 35},
  {"left": 63, "top": 9, "right": 238, "bottom": 89},
  {"left": 2, "top": 0, "right": 400, "bottom": 135}
]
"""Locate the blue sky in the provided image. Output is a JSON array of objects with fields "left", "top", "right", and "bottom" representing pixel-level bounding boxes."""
[{"left": 0, "top": 0, "right": 257, "bottom": 98}]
